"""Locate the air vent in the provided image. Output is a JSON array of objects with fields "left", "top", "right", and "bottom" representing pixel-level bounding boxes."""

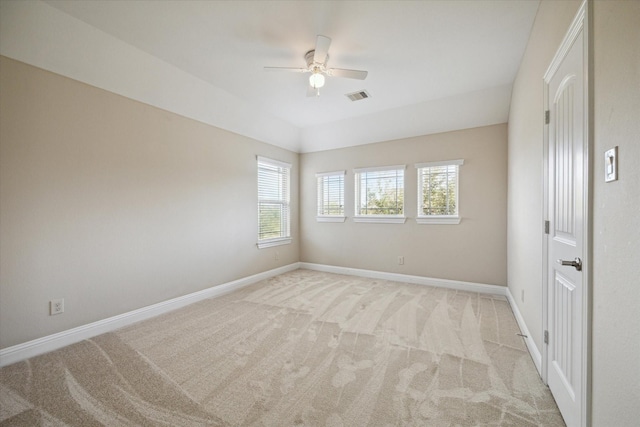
[{"left": 346, "top": 90, "right": 370, "bottom": 102}]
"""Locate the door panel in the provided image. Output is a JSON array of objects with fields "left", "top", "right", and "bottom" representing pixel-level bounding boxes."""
[
  {"left": 545, "top": 20, "right": 586, "bottom": 427},
  {"left": 552, "top": 272, "right": 576, "bottom": 400},
  {"left": 554, "top": 76, "right": 576, "bottom": 240}
]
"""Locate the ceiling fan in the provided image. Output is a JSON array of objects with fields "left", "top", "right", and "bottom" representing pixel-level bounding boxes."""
[{"left": 265, "top": 35, "right": 368, "bottom": 97}]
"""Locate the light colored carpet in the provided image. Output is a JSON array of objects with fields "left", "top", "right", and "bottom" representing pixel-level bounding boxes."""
[{"left": 0, "top": 269, "right": 564, "bottom": 426}]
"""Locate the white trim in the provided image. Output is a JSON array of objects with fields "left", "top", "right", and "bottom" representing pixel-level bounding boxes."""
[
  {"left": 353, "top": 216, "right": 407, "bottom": 224},
  {"left": 256, "top": 156, "right": 291, "bottom": 169},
  {"left": 542, "top": 32, "right": 552, "bottom": 388},
  {"left": 0, "top": 263, "right": 300, "bottom": 367},
  {"left": 416, "top": 216, "right": 461, "bottom": 225},
  {"left": 353, "top": 164, "right": 406, "bottom": 174},
  {"left": 316, "top": 172, "right": 345, "bottom": 218},
  {"left": 354, "top": 166, "right": 405, "bottom": 218},
  {"left": 415, "top": 159, "right": 464, "bottom": 168},
  {"left": 544, "top": 4, "right": 586, "bottom": 79},
  {"left": 299, "top": 263, "right": 507, "bottom": 296},
  {"left": 541, "top": 2, "right": 591, "bottom": 425},
  {"left": 300, "top": 263, "right": 545, "bottom": 375},
  {"left": 1, "top": 261, "right": 546, "bottom": 394},
  {"left": 416, "top": 162, "right": 461, "bottom": 220},
  {"left": 257, "top": 157, "right": 291, "bottom": 245},
  {"left": 315, "top": 170, "right": 345, "bottom": 178},
  {"left": 256, "top": 237, "right": 292, "bottom": 249},
  {"left": 316, "top": 216, "right": 346, "bottom": 223},
  {"left": 506, "top": 288, "right": 543, "bottom": 375}
]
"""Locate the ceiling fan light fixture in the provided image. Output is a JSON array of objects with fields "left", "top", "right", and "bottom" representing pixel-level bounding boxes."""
[
  {"left": 265, "top": 35, "right": 367, "bottom": 97},
  {"left": 309, "top": 72, "right": 325, "bottom": 89}
]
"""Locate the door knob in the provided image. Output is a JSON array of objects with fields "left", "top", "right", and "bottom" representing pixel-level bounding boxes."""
[{"left": 557, "top": 257, "right": 582, "bottom": 271}]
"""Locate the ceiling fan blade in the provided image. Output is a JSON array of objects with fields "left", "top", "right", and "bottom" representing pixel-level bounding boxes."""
[
  {"left": 313, "top": 35, "right": 331, "bottom": 64},
  {"left": 327, "top": 68, "right": 368, "bottom": 80},
  {"left": 264, "top": 67, "right": 309, "bottom": 73}
]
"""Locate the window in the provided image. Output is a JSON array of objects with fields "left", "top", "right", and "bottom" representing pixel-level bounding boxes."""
[
  {"left": 316, "top": 171, "right": 346, "bottom": 222},
  {"left": 354, "top": 165, "right": 406, "bottom": 223},
  {"left": 416, "top": 159, "right": 463, "bottom": 224},
  {"left": 257, "top": 156, "right": 291, "bottom": 248}
]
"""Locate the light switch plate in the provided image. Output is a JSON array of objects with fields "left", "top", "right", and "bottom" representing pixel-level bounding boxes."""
[{"left": 605, "top": 146, "right": 618, "bottom": 182}]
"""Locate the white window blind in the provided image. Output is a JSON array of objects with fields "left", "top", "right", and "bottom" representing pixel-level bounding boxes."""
[
  {"left": 316, "top": 171, "right": 345, "bottom": 221},
  {"left": 257, "top": 156, "right": 291, "bottom": 248},
  {"left": 416, "top": 159, "right": 463, "bottom": 224},
  {"left": 354, "top": 165, "right": 405, "bottom": 223}
]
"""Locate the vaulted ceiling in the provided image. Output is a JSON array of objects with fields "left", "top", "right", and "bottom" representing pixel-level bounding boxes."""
[{"left": 1, "top": 1, "right": 539, "bottom": 152}]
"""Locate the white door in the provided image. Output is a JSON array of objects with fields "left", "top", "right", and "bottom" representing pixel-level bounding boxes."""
[{"left": 544, "top": 4, "right": 588, "bottom": 426}]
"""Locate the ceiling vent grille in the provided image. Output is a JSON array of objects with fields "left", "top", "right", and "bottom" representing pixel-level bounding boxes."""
[{"left": 346, "top": 90, "right": 370, "bottom": 102}]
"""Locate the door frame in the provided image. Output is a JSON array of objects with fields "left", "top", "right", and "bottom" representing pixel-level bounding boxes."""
[{"left": 542, "top": 1, "right": 592, "bottom": 426}]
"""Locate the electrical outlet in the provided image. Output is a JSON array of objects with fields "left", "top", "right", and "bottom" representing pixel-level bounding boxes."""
[
  {"left": 398, "top": 256, "right": 404, "bottom": 265},
  {"left": 50, "top": 298, "right": 64, "bottom": 315},
  {"left": 274, "top": 251, "right": 279, "bottom": 260},
  {"left": 521, "top": 290, "right": 525, "bottom": 303}
]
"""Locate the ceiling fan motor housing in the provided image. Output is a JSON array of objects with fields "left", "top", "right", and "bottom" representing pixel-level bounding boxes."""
[
  {"left": 305, "top": 50, "right": 328, "bottom": 70},
  {"left": 264, "top": 36, "right": 367, "bottom": 96}
]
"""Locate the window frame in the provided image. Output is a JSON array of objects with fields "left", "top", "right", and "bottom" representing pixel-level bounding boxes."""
[
  {"left": 415, "top": 159, "right": 464, "bottom": 225},
  {"left": 353, "top": 165, "right": 406, "bottom": 224},
  {"left": 257, "top": 156, "right": 292, "bottom": 248},
  {"left": 316, "top": 170, "right": 346, "bottom": 222}
]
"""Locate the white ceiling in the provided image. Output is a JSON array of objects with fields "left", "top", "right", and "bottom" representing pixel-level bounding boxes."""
[{"left": 2, "top": 1, "right": 539, "bottom": 152}]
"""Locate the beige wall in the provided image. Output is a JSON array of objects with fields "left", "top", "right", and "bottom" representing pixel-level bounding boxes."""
[
  {"left": 507, "top": 0, "right": 582, "bottom": 353},
  {"left": 509, "top": 0, "right": 640, "bottom": 424},
  {"left": 592, "top": 1, "right": 640, "bottom": 424},
  {"left": 0, "top": 56, "right": 299, "bottom": 349},
  {"left": 300, "top": 124, "right": 507, "bottom": 286},
  {"left": 4, "top": 1, "right": 639, "bottom": 420},
  {"left": 1, "top": 56, "right": 507, "bottom": 351}
]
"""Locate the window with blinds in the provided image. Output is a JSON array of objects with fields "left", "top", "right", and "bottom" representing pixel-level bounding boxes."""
[
  {"left": 416, "top": 159, "right": 463, "bottom": 224},
  {"left": 257, "top": 156, "right": 291, "bottom": 248},
  {"left": 354, "top": 165, "right": 406, "bottom": 223},
  {"left": 316, "top": 171, "right": 346, "bottom": 222}
]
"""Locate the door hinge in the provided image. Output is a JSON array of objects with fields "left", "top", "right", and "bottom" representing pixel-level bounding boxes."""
[
  {"left": 544, "top": 220, "right": 550, "bottom": 234},
  {"left": 545, "top": 110, "right": 550, "bottom": 124},
  {"left": 544, "top": 330, "right": 549, "bottom": 344}
]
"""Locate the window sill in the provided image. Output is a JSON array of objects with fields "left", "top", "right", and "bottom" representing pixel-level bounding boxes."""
[
  {"left": 416, "top": 216, "right": 461, "bottom": 225},
  {"left": 316, "top": 216, "right": 347, "bottom": 223},
  {"left": 353, "top": 216, "right": 407, "bottom": 224},
  {"left": 257, "top": 237, "right": 292, "bottom": 249}
]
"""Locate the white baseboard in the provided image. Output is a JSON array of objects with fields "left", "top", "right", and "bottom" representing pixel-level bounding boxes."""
[
  {"left": 506, "top": 288, "right": 542, "bottom": 375},
  {"left": 1, "top": 262, "right": 543, "bottom": 377},
  {"left": 300, "top": 263, "right": 543, "bottom": 376},
  {"left": 299, "top": 262, "right": 508, "bottom": 296},
  {"left": 0, "top": 263, "right": 300, "bottom": 367}
]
